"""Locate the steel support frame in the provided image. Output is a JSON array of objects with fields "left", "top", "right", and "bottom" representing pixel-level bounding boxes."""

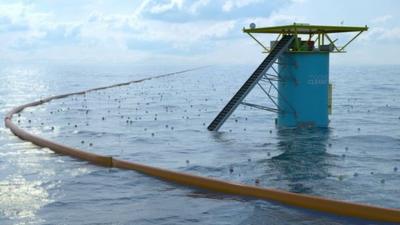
[{"left": 238, "top": 59, "right": 297, "bottom": 116}]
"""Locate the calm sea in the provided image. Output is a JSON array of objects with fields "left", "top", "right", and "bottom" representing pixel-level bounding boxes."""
[{"left": 0, "top": 63, "right": 399, "bottom": 225}]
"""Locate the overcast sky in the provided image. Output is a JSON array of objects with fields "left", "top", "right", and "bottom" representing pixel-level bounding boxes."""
[{"left": 0, "top": 0, "right": 399, "bottom": 66}]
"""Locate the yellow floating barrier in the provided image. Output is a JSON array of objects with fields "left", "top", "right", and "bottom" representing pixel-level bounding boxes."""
[{"left": 4, "top": 69, "right": 400, "bottom": 223}]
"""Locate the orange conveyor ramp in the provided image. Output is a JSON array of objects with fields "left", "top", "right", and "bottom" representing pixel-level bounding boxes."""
[{"left": 4, "top": 69, "right": 400, "bottom": 223}]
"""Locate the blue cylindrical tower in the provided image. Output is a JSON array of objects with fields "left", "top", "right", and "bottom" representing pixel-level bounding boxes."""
[
  {"left": 206, "top": 23, "right": 368, "bottom": 131},
  {"left": 277, "top": 52, "right": 329, "bottom": 127},
  {"left": 239, "top": 23, "right": 367, "bottom": 129}
]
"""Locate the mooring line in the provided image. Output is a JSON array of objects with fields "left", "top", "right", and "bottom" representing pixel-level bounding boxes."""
[{"left": 4, "top": 67, "right": 400, "bottom": 223}]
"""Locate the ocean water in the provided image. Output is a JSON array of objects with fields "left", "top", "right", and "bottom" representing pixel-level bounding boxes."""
[{"left": 0, "top": 63, "right": 399, "bottom": 225}]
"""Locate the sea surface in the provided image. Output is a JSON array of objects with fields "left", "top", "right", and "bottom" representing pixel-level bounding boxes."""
[{"left": 0, "top": 63, "right": 399, "bottom": 225}]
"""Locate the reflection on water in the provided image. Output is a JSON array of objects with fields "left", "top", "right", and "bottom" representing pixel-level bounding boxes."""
[
  {"left": 271, "top": 128, "right": 331, "bottom": 193},
  {"left": 0, "top": 140, "right": 54, "bottom": 225},
  {"left": 0, "top": 176, "right": 49, "bottom": 223}
]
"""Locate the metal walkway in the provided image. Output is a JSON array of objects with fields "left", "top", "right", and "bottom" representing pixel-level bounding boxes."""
[{"left": 207, "top": 35, "right": 294, "bottom": 131}]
